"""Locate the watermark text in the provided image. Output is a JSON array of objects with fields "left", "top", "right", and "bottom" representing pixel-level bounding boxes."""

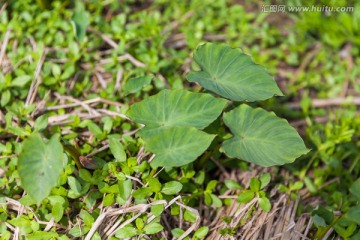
[{"left": 261, "top": 5, "right": 354, "bottom": 13}]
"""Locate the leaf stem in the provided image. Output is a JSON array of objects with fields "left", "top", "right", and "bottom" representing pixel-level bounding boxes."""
[
  {"left": 62, "top": 143, "right": 83, "bottom": 169},
  {"left": 196, "top": 144, "right": 221, "bottom": 170}
]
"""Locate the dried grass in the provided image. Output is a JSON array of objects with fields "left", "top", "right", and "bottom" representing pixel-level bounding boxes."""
[{"left": 2, "top": 167, "right": 318, "bottom": 240}]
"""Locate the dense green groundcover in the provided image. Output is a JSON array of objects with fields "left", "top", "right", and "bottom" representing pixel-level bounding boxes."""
[{"left": 1, "top": 0, "right": 360, "bottom": 239}]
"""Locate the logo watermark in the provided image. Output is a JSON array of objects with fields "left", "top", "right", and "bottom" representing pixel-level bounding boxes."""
[{"left": 261, "top": 5, "right": 354, "bottom": 13}]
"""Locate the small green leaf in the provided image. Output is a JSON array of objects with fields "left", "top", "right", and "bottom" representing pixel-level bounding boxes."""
[
  {"left": 52, "top": 202, "right": 64, "bottom": 222},
  {"left": 260, "top": 173, "right": 271, "bottom": 189},
  {"left": 184, "top": 210, "right": 197, "bottom": 223},
  {"left": 143, "top": 222, "right": 163, "bottom": 234},
  {"left": 115, "top": 226, "right": 137, "bottom": 239},
  {"left": 312, "top": 215, "right": 327, "bottom": 227},
  {"left": 171, "top": 228, "right": 186, "bottom": 238},
  {"left": 103, "top": 194, "right": 115, "bottom": 206},
  {"left": 161, "top": 181, "right": 183, "bottom": 195},
  {"left": 151, "top": 204, "right": 164, "bottom": 217},
  {"left": 313, "top": 206, "right": 334, "bottom": 225},
  {"left": 186, "top": 43, "right": 283, "bottom": 101},
  {"left": 206, "top": 180, "right": 218, "bottom": 192},
  {"left": 194, "top": 171, "right": 205, "bottom": 185},
  {"left": 290, "top": 181, "right": 304, "bottom": 191},
  {"left": 304, "top": 177, "right": 317, "bottom": 193},
  {"left": 346, "top": 206, "right": 360, "bottom": 225},
  {"left": 204, "top": 192, "right": 212, "bottom": 206},
  {"left": 148, "top": 178, "right": 162, "bottom": 193},
  {"left": 210, "top": 194, "right": 223, "bottom": 208},
  {"left": 193, "top": 226, "right": 209, "bottom": 239},
  {"left": 118, "top": 179, "right": 132, "bottom": 203},
  {"left": 136, "top": 218, "right": 144, "bottom": 230},
  {"left": 12, "top": 76, "right": 32, "bottom": 87},
  {"left": 258, "top": 197, "right": 271, "bottom": 212},
  {"left": 86, "top": 122, "right": 102, "bottom": 136},
  {"left": 122, "top": 76, "right": 152, "bottom": 96},
  {"left": 132, "top": 187, "right": 153, "bottom": 199},
  {"left": 26, "top": 232, "right": 59, "bottom": 240},
  {"left": 222, "top": 104, "right": 309, "bottom": 167},
  {"left": 71, "top": 1, "right": 90, "bottom": 41},
  {"left": 79, "top": 169, "right": 92, "bottom": 182},
  {"left": 224, "top": 180, "right": 242, "bottom": 190},
  {"left": 69, "top": 226, "right": 83, "bottom": 237},
  {"left": 67, "top": 176, "right": 82, "bottom": 195},
  {"left": 34, "top": 115, "right": 48, "bottom": 132},
  {"left": 18, "top": 133, "right": 64, "bottom": 204},
  {"left": 52, "top": 64, "right": 61, "bottom": 77},
  {"left": 19, "top": 195, "right": 36, "bottom": 206},
  {"left": 249, "top": 178, "right": 261, "bottom": 192},
  {"left": 1, "top": 89, "right": 10, "bottom": 106},
  {"left": 80, "top": 210, "right": 94, "bottom": 226},
  {"left": 109, "top": 137, "right": 126, "bottom": 162},
  {"left": 237, "top": 190, "right": 255, "bottom": 204}
]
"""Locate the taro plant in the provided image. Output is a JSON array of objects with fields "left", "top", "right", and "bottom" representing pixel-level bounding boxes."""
[
  {"left": 127, "top": 42, "right": 309, "bottom": 168},
  {"left": 16, "top": 42, "right": 309, "bottom": 205}
]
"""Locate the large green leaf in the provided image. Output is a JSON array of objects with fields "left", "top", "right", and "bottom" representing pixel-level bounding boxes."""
[
  {"left": 222, "top": 104, "right": 309, "bottom": 167},
  {"left": 186, "top": 43, "right": 283, "bottom": 101},
  {"left": 127, "top": 89, "right": 227, "bottom": 131},
  {"left": 142, "top": 126, "right": 215, "bottom": 168},
  {"left": 18, "top": 133, "right": 64, "bottom": 204}
]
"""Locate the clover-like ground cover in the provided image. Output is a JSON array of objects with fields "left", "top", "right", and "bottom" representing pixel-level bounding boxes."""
[{"left": 1, "top": 1, "right": 360, "bottom": 239}]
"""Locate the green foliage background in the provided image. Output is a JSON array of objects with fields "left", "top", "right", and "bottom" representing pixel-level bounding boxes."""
[{"left": 1, "top": 0, "right": 360, "bottom": 239}]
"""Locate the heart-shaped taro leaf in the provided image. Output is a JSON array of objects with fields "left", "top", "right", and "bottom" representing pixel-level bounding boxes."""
[
  {"left": 127, "top": 89, "right": 227, "bottom": 131},
  {"left": 142, "top": 126, "right": 215, "bottom": 168},
  {"left": 222, "top": 104, "right": 309, "bottom": 167},
  {"left": 186, "top": 43, "right": 283, "bottom": 101},
  {"left": 18, "top": 133, "right": 64, "bottom": 204}
]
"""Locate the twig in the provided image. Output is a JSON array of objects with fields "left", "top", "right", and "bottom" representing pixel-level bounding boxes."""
[
  {"left": 95, "top": 72, "right": 107, "bottom": 89},
  {"left": 0, "top": 28, "right": 11, "bottom": 66},
  {"left": 125, "top": 175, "right": 144, "bottom": 186},
  {"left": 290, "top": 116, "right": 328, "bottom": 128},
  {"left": 25, "top": 50, "right": 46, "bottom": 107},
  {"left": 54, "top": 93, "right": 101, "bottom": 116},
  {"left": 287, "top": 97, "right": 360, "bottom": 109},
  {"left": 147, "top": 154, "right": 156, "bottom": 164},
  {"left": 43, "top": 96, "right": 124, "bottom": 111},
  {"left": 0, "top": 154, "right": 17, "bottom": 159},
  {"left": 0, "top": 2, "right": 7, "bottom": 16},
  {"left": 146, "top": 196, "right": 181, "bottom": 224},
  {"left": 97, "top": 109, "right": 129, "bottom": 120},
  {"left": 340, "top": 43, "right": 353, "bottom": 97},
  {"left": 84, "top": 209, "right": 108, "bottom": 240},
  {"left": 31, "top": 90, "right": 51, "bottom": 118},
  {"left": 114, "top": 69, "right": 123, "bottom": 93},
  {"left": 85, "top": 144, "right": 109, "bottom": 158},
  {"left": 81, "top": 53, "right": 146, "bottom": 68},
  {"left": 218, "top": 195, "right": 238, "bottom": 199},
  {"left": 156, "top": 73, "right": 170, "bottom": 88},
  {"left": 123, "top": 128, "right": 141, "bottom": 136},
  {"left": 103, "top": 201, "right": 167, "bottom": 239},
  {"left": 87, "top": 26, "right": 145, "bottom": 67},
  {"left": 176, "top": 201, "right": 201, "bottom": 240},
  {"left": 87, "top": 26, "right": 118, "bottom": 49},
  {"left": 163, "top": 11, "right": 193, "bottom": 33},
  {"left": 290, "top": 43, "right": 321, "bottom": 84},
  {"left": 13, "top": 56, "right": 33, "bottom": 69}
]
